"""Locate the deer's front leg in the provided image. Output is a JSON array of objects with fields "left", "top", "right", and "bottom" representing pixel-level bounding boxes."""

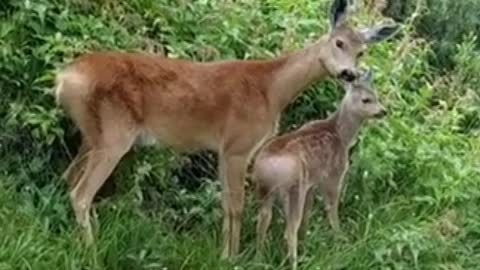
[
  {"left": 321, "top": 165, "right": 348, "bottom": 232},
  {"left": 324, "top": 190, "right": 340, "bottom": 232},
  {"left": 219, "top": 152, "right": 248, "bottom": 259}
]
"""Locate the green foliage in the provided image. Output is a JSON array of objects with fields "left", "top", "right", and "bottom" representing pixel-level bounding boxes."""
[
  {"left": 0, "top": 0, "right": 479, "bottom": 269},
  {"left": 418, "top": 0, "right": 480, "bottom": 69},
  {"left": 387, "top": 0, "right": 480, "bottom": 70}
]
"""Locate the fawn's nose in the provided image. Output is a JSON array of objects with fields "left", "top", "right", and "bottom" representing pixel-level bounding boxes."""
[{"left": 338, "top": 69, "right": 357, "bottom": 82}]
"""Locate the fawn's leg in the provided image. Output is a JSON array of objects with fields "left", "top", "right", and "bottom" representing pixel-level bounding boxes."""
[
  {"left": 284, "top": 184, "right": 308, "bottom": 270},
  {"left": 256, "top": 187, "right": 274, "bottom": 256},
  {"left": 298, "top": 188, "right": 314, "bottom": 241},
  {"left": 321, "top": 165, "right": 348, "bottom": 232},
  {"left": 219, "top": 152, "right": 248, "bottom": 258}
]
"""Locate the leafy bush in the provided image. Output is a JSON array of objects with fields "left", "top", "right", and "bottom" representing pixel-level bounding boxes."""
[{"left": 384, "top": 0, "right": 480, "bottom": 69}]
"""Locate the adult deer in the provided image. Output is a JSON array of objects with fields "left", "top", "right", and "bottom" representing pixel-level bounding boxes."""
[{"left": 55, "top": 0, "right": 397, "bottom": 258}]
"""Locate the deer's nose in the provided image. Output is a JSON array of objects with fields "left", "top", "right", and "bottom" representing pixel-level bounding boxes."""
[
  {"left": 339, "top": 69, "right": 357, "bottom": 82},
  {"left": 375, "top": 108, "right": 388, "bottom": 118}
]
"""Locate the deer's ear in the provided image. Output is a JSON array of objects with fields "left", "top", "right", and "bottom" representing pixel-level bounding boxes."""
[
  {"left": 359, "top": 24, "right": 400, "bottom": 44},
  {"left": 330, "top": 0, "right": 349, "bottom": 31}
]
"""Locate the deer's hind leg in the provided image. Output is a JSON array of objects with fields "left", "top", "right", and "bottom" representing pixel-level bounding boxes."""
[
  {"left": 255, "top": 184, "right": 274, "bottom": 256},
  {"left": 71, "top": 133, "right": 137, "bottom": 243},
  {"left": 298, "top": 188, "right": 314, "bottom": 241},
  {"left": 62, "top": 139, "right": 90, "bottom": 190},
  {"left": 68, "top": 104, "right": 139, "bottom": 244},
  {"left": 283, "top": 183, "right": 309, "bottom": 270}
]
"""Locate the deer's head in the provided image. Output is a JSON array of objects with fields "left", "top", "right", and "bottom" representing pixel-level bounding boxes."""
[
  {"left": 342, "top": 69, "right": 386, "bottom": 119},
  {"left": 319, "top": 0, "right": 399, "bottom": 82}
]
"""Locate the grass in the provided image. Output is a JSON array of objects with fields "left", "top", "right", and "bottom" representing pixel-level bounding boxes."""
[{"left": 0, "top": 174, "right": 478, "bottom": 270}]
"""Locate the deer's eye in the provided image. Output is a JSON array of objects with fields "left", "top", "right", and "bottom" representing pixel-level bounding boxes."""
[
  {"left": 357, "top": 51, "right": 364, "bottom": 58},
  {"left": 336, "top": 40, "right": 345, "bottom": 49},
  {"left": 362, "top": 98, "right": 372, "bottom": 104}
]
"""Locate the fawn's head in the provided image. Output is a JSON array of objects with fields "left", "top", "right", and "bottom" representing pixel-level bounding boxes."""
[
  {"left": 319, "top": 0, "right": 399, "bottom": 82},
  {"left": 342, "top": 69, "right": 386, "bottom": 119}
]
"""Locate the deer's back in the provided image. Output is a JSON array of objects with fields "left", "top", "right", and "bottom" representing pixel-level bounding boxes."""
[
  {"left": 258, "top": 119, "right": 347, "bottom": 180},
  {"left": 56, "top": 52, "right": 284, "bottom": 150}
]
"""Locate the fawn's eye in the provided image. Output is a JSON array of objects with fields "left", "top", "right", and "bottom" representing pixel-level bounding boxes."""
[
  {"left": 362, "top": 98, "right": 372, "bottom": 104},
  {"left": 336, "top": 40, "right": 345, "bottom": 49},
  {"left": 357, "top": 51, "right": 364, "bottom": 59}
]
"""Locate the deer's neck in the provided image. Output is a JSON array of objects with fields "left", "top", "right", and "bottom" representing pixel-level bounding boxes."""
[
  {"left": 333, "top": 104, "right": 364, "bottom": 148},
  {"left": 268, "top": 38, "right": 329, "bottom": 113}
]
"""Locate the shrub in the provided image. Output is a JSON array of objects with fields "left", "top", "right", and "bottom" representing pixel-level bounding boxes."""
[{"left": 384, "top": 0, "right": 480, "bottom": 70}]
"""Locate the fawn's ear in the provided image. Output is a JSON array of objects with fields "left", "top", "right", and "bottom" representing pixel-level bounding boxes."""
[
  {"left": 362, "top": 69, "right": 374, "bottom": 84},
  {"left": 330, "top": 0, "right": 350, "bottom": 31},
  {"left": 340, "top": 79, "right": 353, "bottom": 92},
  {"left": 359, "top": 24, "right": 400, "bottom": 44}
]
